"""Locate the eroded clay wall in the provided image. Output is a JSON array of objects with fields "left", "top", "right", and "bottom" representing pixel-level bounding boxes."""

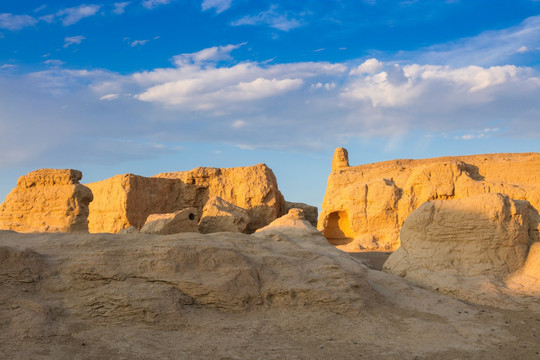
[{"left": 318, "top": 149, "right": 540, "bottom": 251}]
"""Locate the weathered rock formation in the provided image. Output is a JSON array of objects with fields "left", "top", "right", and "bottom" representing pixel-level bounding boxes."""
[
  {"left": 155, "top": 164, "right": 285, "bottom": 233},
  {"left": 87, "top": 164, "right": 285, "bottom": 233},
  {"left": 254, "top": 209, "right": 327, "bottom": 240},
  {"left": 86, "top": 174, "right": 184, "bottom": 233},
  {"left": 255, "top": 208, "right": 327, "bottom": 247},
  {"left": 0, "top": 228, "right": 378, "bottom": 330},
  {"left": 1, "top": 228, "right": 538, "bottom": 359},
  {"left": 118, "top": 226, "right": 139, "bottom": 234},
  {"left": 0, "top": 169, "right": 93, "bottom": 233},
  {"left": 199, "top": 197, "right": 250, "bottom": 234},
  {"left": 506, "top": 241, "right": 540, "bottom": 296},
  {"left": 318, "top": 148, "right": 540, "bottom": 250},
  {"left": 140, "top": 208, "right": 199, "bottom": 235},
  {"left": 332, "top": 147, "right": 349, "bottom": 170},
  {"left": 384, "top": 193, "right": 536, "bottom": 277},
  {"left": 383, "top": 193, "right": 540, "bottom": 307},
  {"left": 284, "top": 201, "right": 318, "bottom": 227}
]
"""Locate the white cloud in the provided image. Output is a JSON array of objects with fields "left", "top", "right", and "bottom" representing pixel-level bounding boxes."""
[
  {"left": 311, "top": 82, "right": 336, "bottom": 90},
  {"left": 64, "top": 36, "right": 86, "bottom": 48},
  {"left": 2, "top": 16, "right": 540, "bottom": 175},
  {"left": 135, "top": 76, "right": 303, "bottom": 108},
  {"left": 231, "top": 5, "right": 302, "bottom": 31},
  {"left": 0, "top": 13, "right": 37, "bottom": 30},
  {"left": 172, "top": 43, "right": 246, "bottom": 65},
  {"left": 34, "top": 5, "right": 48, "bottom": 13},
  {"left": 400, "top": 15, "right": 540, "bottom": 67},
  {"left": 44, "top": 59, "right": 65, "bottom": 66},
  {"left": 227, "top": 77, "right": 303, "bottom": 100},
  {"left": 350, "top": 58, "right": 384, "bottom": 75},
  {"left": 231, "top": 120, "right": 247, "bottom": 128},
  {"left": 457, "top": 128, "right": 501, "bottom": 140},
  {"left": 113, "top": 2, "right": 131, "bottom": 15},
  {"left": 414, "top": 64, "right": 519, "bottom": 92},
  {"left": 38, "top": 14, "right": 55, "bottom": 23},
  {"left": 25, "top": 68, "right": 115, "bottom": 97},
  {"left": 127, "top": 44, "right": 343, "bottom": 111},
  {"left": 142, "top": 0, "right": 174, "bottom": 9},
  {"left": 235, "top": 144, "right": 255, "bottom": 150},
  {"left": 56, "top": 5, "right": 101, "bottom": 26},
  {"left": 201, "top": 0, "right": 232, "bottom": 13},
  {"left": 100, "top": 93, "right": 120, "bottom": 101},
  {"left": 341, "top": 62, "right": 528, "bottom": 108},
  {"left": 342, "top": 69, "right": 414, "bottom": 108},
  {"left": 131, "top": 39, "right": 149, "bottom": 47}
]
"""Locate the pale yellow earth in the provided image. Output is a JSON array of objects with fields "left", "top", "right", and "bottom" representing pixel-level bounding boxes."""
[
  {"left": 319, "top": 151, "right": 540, "bottom": 251},
  {"left": 1, "top": 154, "right": 539, "bottom": 359},
  {"left": 0, "top": 229, "right": 538, "bottom": 360},
  {"left": 86, "top": 164, "right": 284, "bottom": 234}
]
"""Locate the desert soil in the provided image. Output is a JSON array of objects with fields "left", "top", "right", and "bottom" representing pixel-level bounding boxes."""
[{"left": 0, "top": 231, "right": 538, "bottom": 360}]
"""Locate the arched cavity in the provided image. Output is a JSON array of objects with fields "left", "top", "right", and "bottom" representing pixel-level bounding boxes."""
[{"left": 324, "top": 211, "right": 354, "bottom": 245}]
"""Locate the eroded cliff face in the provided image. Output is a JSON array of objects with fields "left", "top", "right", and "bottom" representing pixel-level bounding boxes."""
[
  {"left": 318, "top": 149, "right": 540, "bottom": 251},
  {"left": 0, "top": 169, "right": 93, "bottom": 233},
  {"left": 154, "top": 164, "right": 285, "bottom": 233},
  {"left": 87, "top": 174, "right": 189, "bottom": 233},
  {"left": 87, "top": 164, "right": 285, "bottom": 233},
  {"left": 383, "top": 193, "right": 540, "bottom": 308}
]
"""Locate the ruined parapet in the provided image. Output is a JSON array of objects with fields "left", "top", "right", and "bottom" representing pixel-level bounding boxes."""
[
  {"left": 318, "top": 148, "right": 540, "bottom": 251},
  {"left": 332, "top": 147, "right": 349, "bottom": 171},
  {"left": 87, "top": 174, "right": 192, "bottom": 233},
  {"left": 87, "top": 163, "right": 285, "bottom": 233},
  {"left": 155, "top": 163, "right": 285, "bottom": 233},
  {"left": 0, "top": 169, "right": 93, "bottom": 233}
]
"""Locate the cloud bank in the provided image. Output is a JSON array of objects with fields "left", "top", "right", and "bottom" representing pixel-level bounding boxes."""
[
  {"left": 0, "top": 13, "right": 38, "bottom": 30},
  {"left": 0, "top": 16, "right": 539, "bottom": 171},
  {"left": 231, "top": 5, "right": 303, "bottom": 31},
  {"left": 201, "top": 0, "right": 233, "bottom": 13}
]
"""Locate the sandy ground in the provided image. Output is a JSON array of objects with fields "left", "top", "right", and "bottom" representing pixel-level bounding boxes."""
[
  {"left": 0, "top": 231, "right": 538, "bottom": 360},
  {"left": 2, "top": 307, "right": 539, "bottom": 360},
  {"left": 351, "top": 251, "right": 392, "bottom": 271}
]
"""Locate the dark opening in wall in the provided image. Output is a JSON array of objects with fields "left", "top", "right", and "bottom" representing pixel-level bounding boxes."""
[{"left": 324, "top": 211, "right": 354, "bottom": 245}]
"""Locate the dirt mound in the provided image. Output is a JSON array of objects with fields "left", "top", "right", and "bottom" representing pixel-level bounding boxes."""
[{"left": 0, "top": 229, "right": 538, "bottom": 359}]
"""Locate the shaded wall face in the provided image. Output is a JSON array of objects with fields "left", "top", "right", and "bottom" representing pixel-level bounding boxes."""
[
  {"left": 87, "top": 175, "right": 197, "bottom": 233},
  {"left": 323, "top": 211, "right": 354, "bottom": 245},
  {"left": 125, "top": 176, "right": 201, "bottom": 230}
]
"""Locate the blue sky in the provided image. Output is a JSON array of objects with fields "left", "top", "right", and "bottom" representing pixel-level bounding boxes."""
[{"left": 1, "top": 0, "right": 539, "bottom": 208}]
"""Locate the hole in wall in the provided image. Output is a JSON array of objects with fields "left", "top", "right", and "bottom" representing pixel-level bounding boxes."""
[{"left": 324, "top": 211, "right": 354, "bottom": 245}]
